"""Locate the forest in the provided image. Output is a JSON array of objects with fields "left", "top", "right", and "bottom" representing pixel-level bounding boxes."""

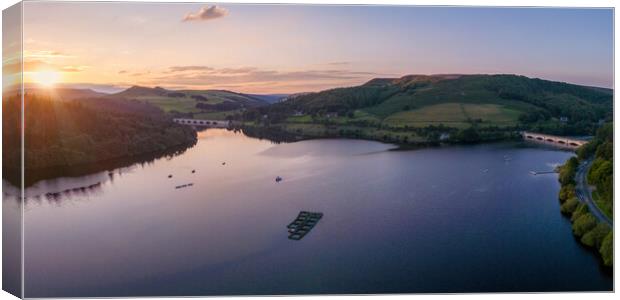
[
  {"left": 2, "top": 94, "right": 197, "bottom": 185},
  {"left": 558, "top": 123, "right": 613, "bottom": 267}
]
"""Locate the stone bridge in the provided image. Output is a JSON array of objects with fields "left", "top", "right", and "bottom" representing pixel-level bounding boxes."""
[
  {"left": 173, "top": 118, "right": 231, "bottom": 128},
  {"left": 522, "top": 131, "right": 588, "bottom": 149}
]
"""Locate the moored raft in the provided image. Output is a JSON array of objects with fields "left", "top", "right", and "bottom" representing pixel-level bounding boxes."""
[{"left": 287, "top": 211, "right": 323, "bottom": 240}]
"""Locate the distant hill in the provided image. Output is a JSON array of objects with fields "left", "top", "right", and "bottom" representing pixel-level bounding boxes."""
[
  {"left": 23, "top": 87, "right": 108, "bottom": 100},
  {"left": 260, "top": 74, "right": 612, "bottom": 134},
  {"left": 280, "top": 92, "right": 314, "bottom": 102},
  {"left": 237, "top": 74, "right": 613, "bottom": 144},
  {"left": 113, "top": 85, "right": 168, "bottom": 98},
  {"left": 242, "top": 93, "right": 289, "bottom": 104},
  {"left": 110, "top": 85, "right": 271, "bottom": 115}
]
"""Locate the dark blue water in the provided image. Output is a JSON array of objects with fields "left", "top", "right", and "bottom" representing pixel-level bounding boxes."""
[{"left": 7, "top": 129, "right": 611, "bottom": 297}]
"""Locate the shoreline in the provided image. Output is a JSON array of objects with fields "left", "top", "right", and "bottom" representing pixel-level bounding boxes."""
[
  {"left": 557, "top": 157, "right": 613, "bottom": 268},
  {"left": 3, "top": 138, "right": 197, "bottom": 188},
  {"left": 7, "top": 125, "right": 579, "bottom": 189},
  {"left": 237, "top": 123, "right": 522, "bottom": 147}
]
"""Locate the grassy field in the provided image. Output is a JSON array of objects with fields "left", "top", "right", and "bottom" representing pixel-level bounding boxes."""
[
  {"left": 383, "top": 103, "right": 521, "bottom": 128},
  {"left": 193, "top": 110, "right": 242, "bottom": 120},
  {"left": 285, "top": 103, "right": 520, "bottom": 130},
  {"left": 135, "top": 96, "right": 202, "bottom": 113},
  {"left": 131, "top": 90, "right": 263, "bottom": 114}
]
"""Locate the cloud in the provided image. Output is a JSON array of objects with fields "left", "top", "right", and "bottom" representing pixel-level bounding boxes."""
[
  {"left": 325, "top": 61, "right": 351, "bottom": 66},
  {"left": 59, "top": 83, "right": 127, "bottom": 94},
  {"left": 130, "top": 71, "right": 151, "bottom": 77},
  {"left": 145, "top": 65, "right": 392, "bottom": 93},
  {"left": 8, "top": 58, "right": 88, "bottom": 73},
  {"left": 24, "top": 50, "right": 71, "bottom": 59},
  {"left": 61, "top": 65, "right": 88, "bottom": 72},
  {"left": 182, "top": 5, "right": 228, "bottom": 22},
  {"left": 218, "top": 67, "right": 257, "bottom": 74},
  {"left": 19, "top": 60, "right": 50, "bottom": 72},
  {"left": 168, "top": 65, "right": 214, "bottom": 72},
  {"left": 115, "top": 64, "right": 396, "bottom": 93}
]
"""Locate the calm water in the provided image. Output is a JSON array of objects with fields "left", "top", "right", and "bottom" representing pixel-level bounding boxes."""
[{"left": 4, "top": 129, "right": 612, "bottom": 297}]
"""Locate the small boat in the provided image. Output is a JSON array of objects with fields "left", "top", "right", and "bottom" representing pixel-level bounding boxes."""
[
  {"left": 482, "top": 169, "right": 489, "bottom": 173},
  {"left": 191, "top": 170, "right": 196, "bottom": 173},
  {"left": 175, "top": 183, "right": 194, "bottom": 189},
  {"left": 168, "top": 174, "right": 173, "bottom": 178},
  {"left": 275, "top": 176, "right": 283, "bottom": 182},
  {"left": 222, "top": 162, "right": 226, "bottom": 165}
]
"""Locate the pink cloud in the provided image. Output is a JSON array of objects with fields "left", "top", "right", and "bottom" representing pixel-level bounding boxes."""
[{"left": 182, "top": 5, "right": 228, "bottom": 22}]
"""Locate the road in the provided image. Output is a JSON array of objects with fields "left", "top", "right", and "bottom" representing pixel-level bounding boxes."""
[{"left": 574, "top": 159, "right": 613, "bottom": 226}]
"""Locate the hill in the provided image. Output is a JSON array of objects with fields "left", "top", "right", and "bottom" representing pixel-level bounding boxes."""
[
  {"left": 242, "top": 93, "right": 288, "bottom": 104},
  {"left": 111, "top": 86, "right": 271, "bottom": 117},
  {"left": 2, "top": 93, "right": 197, "bottom": 186},
  {"left": 238, "top": 74, "right": 612, "bottom": 144},
  {"left": 23, "top": 87, "right": 108, "bottom": 100}
]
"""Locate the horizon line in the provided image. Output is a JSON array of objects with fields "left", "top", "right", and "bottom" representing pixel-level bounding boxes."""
[{"left": 11, "top": 72, "right": 613, "bottom": 95}]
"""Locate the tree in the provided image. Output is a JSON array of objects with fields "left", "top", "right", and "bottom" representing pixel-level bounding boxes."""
[
  {"left": 558, "top": 157, "right": 579, "bottom": 185},
  {"left": 454, "top": 127, "right": 480, "bottom": 143},
  {"left": 581, "top": 223, "right": 611, "bottom": 248},
  {"left": 599, "top": 231, "right": 613, "bottom": 266},
  {"left": 572, "top": 213, "right": 597, "bottom": 237}
]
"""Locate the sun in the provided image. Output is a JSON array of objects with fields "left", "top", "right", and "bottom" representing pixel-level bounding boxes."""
[{"left": 31, "top": 70, "right": 61, "bottom": 87}]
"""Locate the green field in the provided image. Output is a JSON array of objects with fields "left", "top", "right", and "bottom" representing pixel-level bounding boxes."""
[
  {"left": 383, "top": 103, "right": 521, "bottom": 128},
  {"left": 282, "top": 103, "right": 520, "bottom": 130},
  {"left": 135, "top": 96, "right": 202, "bottom": 113},
  {"left": 193, "top": 110, "right": 242, "bottom": 120},
  {"left": 119, "top": 87, "right": 265, "bottom": 114}
]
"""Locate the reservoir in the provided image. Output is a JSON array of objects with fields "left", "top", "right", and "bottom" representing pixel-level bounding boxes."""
[{"left": 4, "top": 129, "right": 612, "bottom": 297}]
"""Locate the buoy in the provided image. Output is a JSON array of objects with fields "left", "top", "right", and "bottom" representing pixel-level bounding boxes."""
[
  {"left": 168, "top": 174, "right": 173, "bottom": 178},
  {"left": 222, "top": 162, "right": 226, "bottom": 165},
  {"left": 192, "top": 170, "right": 196, "bottom": 173}
]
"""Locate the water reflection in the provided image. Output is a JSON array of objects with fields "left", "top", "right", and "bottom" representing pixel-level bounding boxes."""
[
  {"left": 4, "top": 150, "right": 197, "bottom": 207},
  {"left": 13, "top": 129, "right": 613, "bottom": 297},
  {"left": 3, "top": 139, "right": 196, "bottom": 189}
]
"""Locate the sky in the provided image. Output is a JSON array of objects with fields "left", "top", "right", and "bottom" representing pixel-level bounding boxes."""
[{"left": 11, "top": 2, "right": 615, "bottom": 94}]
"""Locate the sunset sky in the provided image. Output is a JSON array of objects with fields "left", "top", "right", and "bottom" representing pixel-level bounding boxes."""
[{"left": 13, "top": 2, "right": 615, "bottom": 94}]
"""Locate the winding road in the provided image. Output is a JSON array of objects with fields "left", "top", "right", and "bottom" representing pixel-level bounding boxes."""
[{"left": 574, "top": 159, "right": 613, "bottom": 226}]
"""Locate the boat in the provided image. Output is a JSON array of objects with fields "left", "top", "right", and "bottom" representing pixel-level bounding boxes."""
[
  {"left": 175, "top": 183, "right": 194, "bottom": 189},
  {"left": 192, "top": 170, "right": 196, "bottom": 173},
  {"left": 168, "top": 174, "right": 173, "bottom": 178},
  {"left": 276, "top": 176, "right": 283, "bottom": 182}
]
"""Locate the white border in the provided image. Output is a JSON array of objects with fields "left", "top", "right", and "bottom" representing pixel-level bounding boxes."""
[{"left": 0, "top": 1, "right": 617, "bottom": 300}]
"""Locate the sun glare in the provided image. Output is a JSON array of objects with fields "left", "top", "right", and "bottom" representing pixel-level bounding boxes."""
[{"left": 31, "top": 70, "right": 61, "bottom": 87}]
